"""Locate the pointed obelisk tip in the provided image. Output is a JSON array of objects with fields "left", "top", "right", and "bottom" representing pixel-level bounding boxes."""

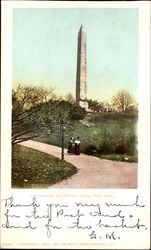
[{"left": 80, "top": 24, "right": 85, "bottom": 30}]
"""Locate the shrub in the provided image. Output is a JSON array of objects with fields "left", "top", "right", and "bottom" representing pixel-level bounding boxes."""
[
  {"left": 85, "top": 145, "right": 97, "bottom": 155},
  {"left": 88, "top": 112, "right": 138, "bottom": 123},
  {"left": 98, "top": 141, "right": 115, "bottom": 154},
  {"left": 115, "top": 136, "right": 137, "bottom": 155},
  {"left": 115, "top": 143, "right": 127, "bottom": 154},
  {"left": 69, "top": 105, "right": 87, "bottom": 120}
]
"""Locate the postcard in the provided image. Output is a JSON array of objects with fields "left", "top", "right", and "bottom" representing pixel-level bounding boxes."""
[{"left": 1, "top": 1, "right": 150, "bottom": 249}]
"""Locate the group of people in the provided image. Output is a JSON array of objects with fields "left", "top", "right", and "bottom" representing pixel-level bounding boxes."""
[{"left": 67, "top": 137, "right": 81, "bottom": 155}]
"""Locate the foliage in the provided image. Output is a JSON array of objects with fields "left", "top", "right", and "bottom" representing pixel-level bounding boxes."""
[
  {"left": 84, "top": 145, "right": 97, "bottom": 155},
  {"left": 12, "top": 84, "right": 138, "bottom": 163},
  {"left": 13, "top": 84, "right": 56, "bottom": 109},
  {"left": 87, "top": 99, "right": 105, "bottom": 112},
  {"left": 69, "top": 105, "right": 87, "bottom": 120},
  {"left": 111, "top": 90, "right": 137, "bottom": 112},
  {"left": 87, "top": 112, "right": 138, "bottom": 122},
  {"left": 94, "top": 154, "right": 137, "bottom": 163},
  {"left": 12, "top": 145, "right": 77, "bottom": 188},
  {"left": 64, "top": 92, "right": 75, "bottom": 104},
  {"left": 35, "top": 112, "right": 138, "bottom": 162},
  {"left": 12, "top": 85, "right": 57, "bottom": 144},
  {"left": 35, "top": 100, "right": 72, "bottom": 126},
  {"left": 12, "top": 98, "right": 39, "bottom": 144},
  {"left": 12, "top": 85, "right": 74, "bottom": 144},
  {"left": 87, "top": 90, "right": 137, "bottom": 113}
]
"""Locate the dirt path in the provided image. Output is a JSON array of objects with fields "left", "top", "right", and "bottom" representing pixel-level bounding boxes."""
[{"left": 19, "top": 140, "right": 137, "bottom": 189}]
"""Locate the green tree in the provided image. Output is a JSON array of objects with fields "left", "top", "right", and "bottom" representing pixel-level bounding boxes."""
[
  {"left": 64, "top": 92, "right": 75, "bottom": 104},
  {"left": 87, "top": 99, "right": 104, "bottom": 112},
  {"left": 35, "top": 100, "right": 72, "bottom": 126}
]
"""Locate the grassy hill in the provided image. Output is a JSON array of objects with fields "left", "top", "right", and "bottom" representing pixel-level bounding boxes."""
[
  {"left": 12, "top": 145, "right": 77, "bottom": 188},
  {"left": 34, "top": 112, "right": 138, "bottom": 162}
]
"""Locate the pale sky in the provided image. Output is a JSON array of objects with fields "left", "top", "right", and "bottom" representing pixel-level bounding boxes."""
[{"left": 13, "top": 8, "right": 138, "bottom": 102}]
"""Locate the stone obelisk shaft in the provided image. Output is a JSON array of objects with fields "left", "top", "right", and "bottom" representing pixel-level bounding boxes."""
[{"left": 76, "top": 25, "right": 88, "bottom": 109}]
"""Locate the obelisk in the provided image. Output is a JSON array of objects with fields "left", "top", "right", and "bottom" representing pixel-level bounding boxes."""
[{"left": 76, "top": 25, "right": 88, "bottom": 109}]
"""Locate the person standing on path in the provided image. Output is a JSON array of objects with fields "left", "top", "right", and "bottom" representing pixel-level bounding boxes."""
[
  {"left": 67, "top": 137, "right": 75, "bottom": 155},
  {"left": 75, "top": 137, "right": 81, "bottom": 155}
]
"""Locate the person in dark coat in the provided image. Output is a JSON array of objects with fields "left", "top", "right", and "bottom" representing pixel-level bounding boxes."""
[
  {"left": 75, "top": 137, "right": 81, "bottom": 155},
  {"left": 67, "top": 137, "right": 75, "bottom": 154}
]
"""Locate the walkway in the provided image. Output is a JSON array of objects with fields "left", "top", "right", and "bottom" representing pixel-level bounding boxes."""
[{"left": 19, "top": 140, "right": 137, "bottom": 189}]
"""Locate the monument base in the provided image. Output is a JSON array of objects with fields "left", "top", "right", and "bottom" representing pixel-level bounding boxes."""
[{"left": 78, "top": 100, "right": 89, "bottom": 110}]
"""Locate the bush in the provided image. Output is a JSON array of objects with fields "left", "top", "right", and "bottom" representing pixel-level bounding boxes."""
[
  {"left": 85, "top": 145, "right": 97, "bottom": 155},
  {"left": 87, "top": 112, "right": 138, "bottom": 123},
  {"left": 115, "top": 143, "right": 127, "bottom": 154},
  {"left": 98, "top": 141, "right": 115, "bottom": 154},
  {"left": 115, "top": 136, "right": 137, "bottom": 155},
  {"left": 69, "top": 105, "right": 87, "bottom": 120}
]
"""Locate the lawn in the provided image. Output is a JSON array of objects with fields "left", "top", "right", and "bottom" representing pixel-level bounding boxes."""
[
  {"left": 34, "top": 112, "right": 138, "bottom": 162},
  {"left": 12, "top": 144, "right": 77, "bottom": 188}
]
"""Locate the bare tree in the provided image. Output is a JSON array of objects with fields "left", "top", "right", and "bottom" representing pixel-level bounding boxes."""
[
  {"left": 12, "top": 85, "right": 56, "bottom": 144},
  {"left": 13, "top": 85, "right": 56, "bottom": 108},
  {"left": 111, "top": 90, "right": 137, "bottom": 112}
]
